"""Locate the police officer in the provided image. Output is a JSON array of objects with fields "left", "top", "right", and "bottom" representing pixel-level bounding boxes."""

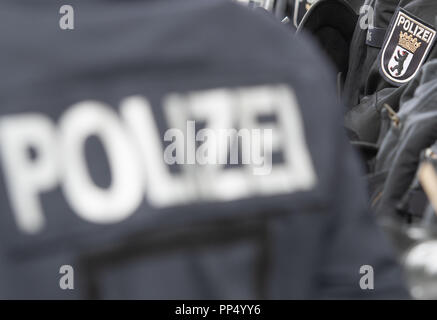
[
  {"left": 343, "top": 0, "right": 437, "bottom": 145},
  {"left": 0, "top": 0, "right": 408, "bottom": 299},
  {"left": 372, "top": 60, "right": 437, "bottom": 219},
  {"left": 298, "top": 0, "right": 437, "bottom": 146}
]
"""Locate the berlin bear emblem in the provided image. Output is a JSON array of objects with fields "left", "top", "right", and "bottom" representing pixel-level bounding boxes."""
[
  {"left": 380, "top": 8, "right": 436, "bottom": 86},
  {"left": 388, "top": 46, "right": 413, "bottom": 78}
]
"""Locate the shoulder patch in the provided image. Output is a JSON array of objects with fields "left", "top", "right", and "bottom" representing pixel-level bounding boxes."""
[
  {"left": 380, "top": 7, "right": 436, "bottom": 86},
  {"left": 293, "top": 0, "right": 319, "bottom": 28}
]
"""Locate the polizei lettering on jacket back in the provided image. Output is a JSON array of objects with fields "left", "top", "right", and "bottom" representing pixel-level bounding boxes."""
[{"left": 0, "top": 85, "right": 317, "bottom": 234}]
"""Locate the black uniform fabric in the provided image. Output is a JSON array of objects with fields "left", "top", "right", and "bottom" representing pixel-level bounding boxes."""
[
  {"left": 349, "top": 0, "right": 365, "bottom": 12},
  {"left": 343, "top": 0, "right": 437, "bottom": 144},
  {"left": 321, "top": 0, "right": 365, "bottom": 13},
  {"left": 371, "top": 60, "right": 437, "bottom": 217},
  {"left": 0, "top": 0, "right": 408, "bottom": 299},
  {"left": 297, "top": 0, "right": 358, "bottom": 79}
]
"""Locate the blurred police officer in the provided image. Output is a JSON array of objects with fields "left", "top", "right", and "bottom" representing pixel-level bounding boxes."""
[{"left": 0, "top": 0, "right": 408, "bottom": 299}]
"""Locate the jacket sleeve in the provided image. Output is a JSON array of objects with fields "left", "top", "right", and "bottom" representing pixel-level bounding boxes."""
[{"left": 316, "top": 133, "right": 411, "bottom": 299}]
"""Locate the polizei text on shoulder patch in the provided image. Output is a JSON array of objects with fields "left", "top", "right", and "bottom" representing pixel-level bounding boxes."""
[{"left": 380, "top": 7, "right": 436, "bottom": 86}]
